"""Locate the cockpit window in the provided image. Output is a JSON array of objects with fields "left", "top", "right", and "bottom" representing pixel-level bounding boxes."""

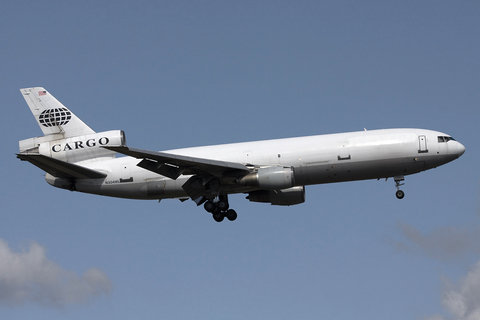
[{"left": 438, "top": 136, "right": 456, "bottom": 143}]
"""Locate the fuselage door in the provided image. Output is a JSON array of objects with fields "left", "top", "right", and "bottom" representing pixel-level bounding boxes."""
[
  {"left": 418, "top": 135, "right": 428, "bottom": 153},
  {"left": 120, "top": 164, "right": 133, "bottom": 183},
  {"left": 337, "top": 144, "right": 351, "bottom": 160}
]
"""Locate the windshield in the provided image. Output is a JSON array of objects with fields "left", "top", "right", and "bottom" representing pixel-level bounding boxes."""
[{"left": 438, "top": 136, "right": 456, "bottom": 142}]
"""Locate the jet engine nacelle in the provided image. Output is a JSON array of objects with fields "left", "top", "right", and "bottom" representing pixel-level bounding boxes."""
[
  {"left": 33, "top": 130, "right": 126, "bottom": 163},
  {"left": 45, "top": 173, "right": 75, "bottom": 190},
  {"left": 237, "top": 166, "right": 295, "bottom": 189},
  {"left": 247, "top": 186, "right": 305, "bottom": 206}
]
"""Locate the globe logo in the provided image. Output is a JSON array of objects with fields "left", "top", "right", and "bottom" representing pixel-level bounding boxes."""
[{"left": 39, "top": 108, "right": 72, "bottom": 127}]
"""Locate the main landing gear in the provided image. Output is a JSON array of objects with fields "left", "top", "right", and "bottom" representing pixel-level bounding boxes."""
[
  {"left": 394, "top": 175, "right": 405, "bottom": 199},
  {"left": 204, "top": 196, "right": 237, "bottom": 222}
]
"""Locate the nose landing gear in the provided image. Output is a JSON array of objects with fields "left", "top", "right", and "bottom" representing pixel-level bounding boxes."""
[
  {"left": 204, "top": 196, "right": 237, "bottom": 222},
  {"left": 394, "top": 175, "right": 405, "bottom": 199}
]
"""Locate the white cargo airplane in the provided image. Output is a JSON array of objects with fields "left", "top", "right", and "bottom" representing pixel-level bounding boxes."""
[{"left": 17, "top": 87, "right": 465, "bottom": 222}]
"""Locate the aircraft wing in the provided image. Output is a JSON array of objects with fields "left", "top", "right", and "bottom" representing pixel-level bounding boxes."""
[
  {"left": 105, "top": 146, "right": 250, "bottom": 180},
  {"left": 17, "top": 153, "right": 107, "bottom": 179}
]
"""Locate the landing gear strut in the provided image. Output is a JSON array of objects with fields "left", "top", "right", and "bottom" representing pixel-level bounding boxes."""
[
  {"left": 394, "top": 175, "right": 405, "bottom": 199},
  {"left": 204, "top": 196, "right": 237, "bottom": 222}
]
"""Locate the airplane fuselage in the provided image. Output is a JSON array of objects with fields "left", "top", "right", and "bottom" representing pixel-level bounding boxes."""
[{"left": 54, "top": 128, "right": 464, "bottom": 201}]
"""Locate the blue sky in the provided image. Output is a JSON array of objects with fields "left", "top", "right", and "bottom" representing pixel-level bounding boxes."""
[{"left": 1, "top": 1, "right": 479, "bottom": 319}]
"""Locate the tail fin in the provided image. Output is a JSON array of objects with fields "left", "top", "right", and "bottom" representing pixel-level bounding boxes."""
[
  {"left": 20, "top": 87, "right": 95, "bottom": 138},
  {"left": 18, "top": 87, "right": 125, "bottom": 164}
]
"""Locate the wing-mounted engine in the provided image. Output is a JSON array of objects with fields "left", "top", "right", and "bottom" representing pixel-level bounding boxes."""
[
  {"left": 236, "top": 166, "right": 295, "bottom": 189},
  {"left": 247, "top": 186, "right": 305, "bottom": 206}
]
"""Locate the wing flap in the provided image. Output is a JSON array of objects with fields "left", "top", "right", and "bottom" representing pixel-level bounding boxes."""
[
  {"left": 17, "top": 153, "right": 107, "bottom": 179},
  {"left": 136, "top": 158, "right": 184, "bottom": 180}
]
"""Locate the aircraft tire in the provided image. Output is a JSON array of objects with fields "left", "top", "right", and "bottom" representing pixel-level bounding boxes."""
[
  {"left": 217, "top": 199, "right": 229, "bottom": 211},
  {"left": 226, "top": 209, "right": 237, "bottom": 221},
  {"left": 204, "top": 200, "right": 216, "bottom": 213},
  {"left": 396, "top": 190, "right": 405, "bottom": 199},
  {"left": 213, "top": 212, "right": 225, "bottom": 222}
]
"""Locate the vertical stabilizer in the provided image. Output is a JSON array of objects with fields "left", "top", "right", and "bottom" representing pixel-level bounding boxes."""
[{"left": 20, "top": 87, "right": 95, "bottom": 138}]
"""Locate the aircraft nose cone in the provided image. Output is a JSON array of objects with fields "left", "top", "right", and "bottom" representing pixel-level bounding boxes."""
[{"left": 457, "top": 142, "right": 466, "bottom": 157}]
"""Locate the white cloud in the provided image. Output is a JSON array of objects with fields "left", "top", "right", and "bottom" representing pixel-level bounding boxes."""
[
  {"left": 425, "top": 261, "right": 480, "bottom": 320},
  {"left": 0, "top": 239, "right": 112, "bottom": 307},
  {"left": 391, "top": 223, "right": 480, "bottom": 319},
  {"left": 394, "top": 223, "right": 480, "bottom": 261}
]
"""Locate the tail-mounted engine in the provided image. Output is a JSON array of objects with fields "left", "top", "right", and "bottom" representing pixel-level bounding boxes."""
[{"left": 19, "top": 130, "right": 126, "bottom": 163}]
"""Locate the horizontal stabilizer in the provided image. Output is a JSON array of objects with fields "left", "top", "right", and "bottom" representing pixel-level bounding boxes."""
[{"left": 17, "top": 153, "right": 107, "bottom": 179}]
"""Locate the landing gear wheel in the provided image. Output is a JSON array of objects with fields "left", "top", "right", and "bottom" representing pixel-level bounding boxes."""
[
  {"left": 225, "top": 209, "right": 237, "bottom": 221},
  {"left": 217, "top": 199, "right": 229, "bottom": 211},
  {"left": 204, "top": 200, "right": 215, "bottom": 213},
  {"left": 396, "top": 190, "right": 405, "bottom": 199},
  {"left": 212, "top": 211, "right": 225, "bottom": 222}
]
